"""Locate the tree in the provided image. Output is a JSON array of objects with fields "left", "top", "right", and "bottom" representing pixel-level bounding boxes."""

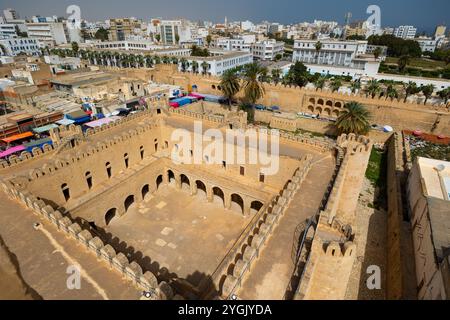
[
  {"left": 330, "top": 78, "right": 342, "bottom": 93},
  {"left": 350, "top": 80, "right": 361, "bottom": 94},
  {"left": 71, "top": 42, "right": 79, "bottom": 56},
  {"left": 286, "top": 61, "right": 309, "bottom": 87},
  {"left": 201, "top": 61, "right": 209, "bottom": 75},
  {"left": 271, "top": 68, "right": 282, "bottom": 84},
  {"left": 274, "top": 53, "right": 283, "bottom": 61},
  {"left": 220, "top": 69, "right": 240, "bottom": 106},
  {"left": 366, "top": 79, "right": 381, "bottom": 98},
  {"left": 335, "top": 102, "right": 371, "bottom": 135},
  {"left": 206, "top": 35, "right": 212, "bottom": 47},
  {"left": 314, "top": 76, "right": 326, "bottom": 91},
  {"left": 385, "top": 84, "right": 399, "bottom": 101},
  {"left": 398, "top": 55, "right": 410, "bottom": 72},
  {"left": 373, "top": 47, "right": 382, "bottom": 60},
  {"left": 175, "top": 34, "right": 180, "bottom": 44},
  {"left": 403, "top": 81, "right": 419, "bottom": 102},
  {"left": 421, "top": 84, "right": 435, "bottom": 105},
  {"left": 437, "top": 88, "right": 450, "bottom": 105},
  {"left": 191, "top": 61, "right": 199, "bottom": 73},
  {"left": 180, "top": 58, "right": 188, "bottom": 72},
  {"left": 191, "top": 45, "right": 210, "bottom": 57},
  {"left": 145, "top": 55, "right": 153, "bottom": 68},
  {"left": 315, "top": 41, "right": 322, "bottom": 63},
  {"left": 155, "top": 34, "right": 161, "bottom": 42},
  {"left": 94, "top": 27, "right": 109, "bottom": 41},
  {"left": 368, "top": 34, "right": 422, "bottom": 58},
  {"left": 242, "top": 62, "right": 266, "bottom": 104}
]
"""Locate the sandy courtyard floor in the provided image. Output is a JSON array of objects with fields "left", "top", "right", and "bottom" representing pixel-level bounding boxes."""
[{"left": 106, "top": 183, "right": 252, "bottom": 287}]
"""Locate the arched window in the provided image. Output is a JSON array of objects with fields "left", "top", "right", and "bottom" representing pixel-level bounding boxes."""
[
  {"left": 85, "top": 171, "right": 93, "bottom": 189},
  {"left": 105, "top": 208, "right": 117, "bottom": 226},
  {"left": 124, "top": 153, "right": 129, "bottom": 168},
  {"left": 106, "top": 162, "right": 112, "bottom": 178},
  {"left": 61, "top": 183, "right": 70, "bottom": 201}
]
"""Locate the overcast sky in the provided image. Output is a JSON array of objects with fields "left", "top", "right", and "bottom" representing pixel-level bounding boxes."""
[{"left": 3, "top": 0, "right": 449, "bottom": 33}]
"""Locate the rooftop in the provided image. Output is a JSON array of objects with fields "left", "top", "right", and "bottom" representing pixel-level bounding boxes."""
[{"left": 417, "top": 157, "right": 450, "bottom": 201}]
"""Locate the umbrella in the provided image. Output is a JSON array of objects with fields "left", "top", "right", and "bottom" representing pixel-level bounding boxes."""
[
  {"left": 413, "top": 130, "right": 423, "bottom": 136},
  {"left": 383, "top": 125, "right": 393, "bottom": 133}
]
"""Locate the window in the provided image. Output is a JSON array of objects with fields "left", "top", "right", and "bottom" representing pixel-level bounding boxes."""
[
  {"left": 140, "top": 146, "right": 144, "bottom": 160},
  {"left": 222, "top": 161, "right": 227, "bottom": 169},
  {"left": 85, "top": 171, "right": 93, "bottom": 189},
  {"left": 124, "top": 153, "right": 129, "bottom": 168},
  {"left": 240, "top": 166, "right": 245, "bottom": 176},
  {"left": 61, "top": 183, "right": 70, "bottom": 201},
  {"left": 106, "top": 162, "right": 112, "bottom": 178},
  {"left": 259, "top": 173, "right": 265, "bottom": 183}
]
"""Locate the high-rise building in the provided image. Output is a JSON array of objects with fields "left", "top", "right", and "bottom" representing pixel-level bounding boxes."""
[
  {"left": 109, "top": 18, "right": 133, "bottom": 41},
  {"left": 434, "top": 25, "right": 447, "bottom": 38},
  {"left": 393, "top": 25, "right": 417, "bottom": 39},
  {"left": 159, "top": 20, "right": 191, "bottom": 45},
  {"left": 3, "top": 8, "right": 19, "bottom": 22}
]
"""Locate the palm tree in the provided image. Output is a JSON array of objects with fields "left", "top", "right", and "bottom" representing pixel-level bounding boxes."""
[
  {"left": 242, "top": 62, "right": 266, "bottom": 104},
  {"left": 330, "top": 78, "right": 342, "bottom": 93},
  {"left": 220, "top": 69, "right": 240, "bottom": 106},
  {"left": 437, "top": 88, "right": 450, "bottom": 105},
  {"left": 313, "top": 76, "right": 326, "bottom": 91},
  {"left": 403, "top": 81, "right": 419, "bottom": 103},
  {"left": 373, "top": 47, "right": 382, "bottom": 60},
  {"left": 180, "top": 58, "right": 188, "bottom": 72},
  {"left": 335, "top": 102, "right": 371, "bottom": 135},
  {"left": 398, "top": 55, "right": 410, "bottom": 72},
  {"left": 201, "top": 61, "right": 209, "bottom": 75},
  {"left": 71, "top": 42, "right": 79, "bottom": 56},
  {"left": 350, "top": 80, "right": 361, "bottom": 94},
  {"left": 271, "top": 68, "right": 282, "bottom": 84},
  {"left": 366, "top": 79, "right": 381, "bottom": 98},
  {"left": 145, "top": 55, "right": 153, "bottom": 68},
  {"left": 154, "top": 55, "right": 161, "bottom": 64},
  {"left": 191, "top": 61, "right": 199, "bottom": 73},
  {"left": 421, "top": 84, "right": 435, "bottom": 105},
  {"left": 206, "top": 35, "right": 212, "bottom": 47},
  {"left": 315, "top": 41, "right": 322, "bottom": 64},
  {"left": 385, "top": 84, "right": 399, "bottom": 101}
]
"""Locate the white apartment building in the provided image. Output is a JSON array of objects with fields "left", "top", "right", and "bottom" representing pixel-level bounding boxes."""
[
  {"left": 0, "top": 24, "right": 17, "bottom": 39},
  {"left": 293, "top": 39, "right": 380, "bottom": 78},
  {"left": 3, "top": 8, "right": 19, "bottom": 22},
  {"left": 179, "top": 51, "right": 253, "bottom": 76},
  {"left": 160, "top": 20, "right": 192, "bottom": 45},
  {"left": 416, "top": 37, "right": 438, "bottom": 53},
  {"left": 393, "top": 25, "right": 417, "bottom": 40},
  {"left": 26, "top": 22, "right": 68, "bottom": 47},
  {"left": 214, "top": 37, "right": 252, "bottom": 52},
  {"left": 0, "top": 38, "right": 41, "bottom": 56},
  {"left": 93, "top": 40, "right": 163, "bottom": 51},
  {"left": 251, "top": 39, "right": 284, "bottom": 61}
]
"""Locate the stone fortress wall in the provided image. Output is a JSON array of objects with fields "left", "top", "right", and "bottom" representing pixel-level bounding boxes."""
[{"left": 135, "top": 64, "right": 449, "bottom": 136}]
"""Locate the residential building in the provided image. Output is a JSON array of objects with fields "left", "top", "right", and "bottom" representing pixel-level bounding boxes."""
[
  {"left": 417, "top": 37, "right": 438, "bottom": 53},
  {"left": 93, "top": 40, "right": 163, "bottom": 52},
  {"left": 293, "top": 39, "right": 379, "bottom": 78},
  {"left": 214, "top": 37, "right": 252, "bottom": 52},
  {"left": 0, "top": 38, "right": 41, "bottom": 56},
  {"left": 251, "top": 39, "right": 284, "bottom": 61},
  {"left": 26, "top": 22, "right": 68, "bottom": 46},
  {"left": 178, "top": 51, "right": 253, "bottom": 76},
  {"left": 393, "top": 25, "right": 417, "bottom": 39},
  {"left": 0, "top": 24, "right": 17, "bottom": 39},
  {"left": 109, "top": 18, "right": 133, "bottom": 41},
  {"left": 160, "top": 20, "right": 181, "bottom": 45},
  {"left": 406, "top": 157, "right": 450, "bottom": 300}
]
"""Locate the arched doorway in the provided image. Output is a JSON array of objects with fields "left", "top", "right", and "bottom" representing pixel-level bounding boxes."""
[
  {"left": 124, "top": 195, "right": 135, "bottom": 212},
  {"left": 105, "top": 208, "right": 117, "bottom": 226},
  {"left": 231, "top": 194, "right": 244, "bottom": 215},
  {"left": 180, "top": 174, "right": 190, "bottom": 192},
  {"left": 168, "top": 170, "right": 175, "bottom": 185},
  {"left": 213, "top": 187, "right": 225, "bottom": 207},
  {"left": 142, "top": 184, "right": 150, "bottom": 200},
  {"left": 156, "top": 175, "right": 163, "bottom": 190},
  {"left": 250, "top": 201, "right": 264, "bottom": 215},
  {"left": 196, "top": 180, "right": 207, "bottom": 200}
]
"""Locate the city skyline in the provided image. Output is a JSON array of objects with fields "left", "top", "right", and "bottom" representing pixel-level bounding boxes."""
[{"left": 2, "top": 0, "right": 450, "bottom": 34}]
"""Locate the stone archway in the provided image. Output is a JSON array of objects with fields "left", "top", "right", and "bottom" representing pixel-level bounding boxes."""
[
  {"left": 105, "top": 208, "right": 117, "bottom": 226},
  {"left": 142, "top": 184, "right": 150, "bottom": 200},
  {"left": 180, "top": 174, "right": 190, "bottom": 192},
  {"left": 124, "top": 195, "right": 135, "bottom": 213},
  {"left": 196, "top": 180, "right": 207, "bottom": 200},
  {"left": 250, "top": 201, "right": 264, "bottom": 215},
  {"left": 168, "top": 170, "right": 176, "bottom": 185},
  {"left": 156, "top": 175, "right": 163, "bottom": 190},
  {"left": 213, "top": 187, "right": 225, "bottom": 207},
  {"left": 230, "top": 194, "right": 244, "bottom": 215}
]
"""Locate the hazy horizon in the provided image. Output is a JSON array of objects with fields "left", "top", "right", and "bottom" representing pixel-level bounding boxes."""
[{"left": 2, "top": 0, "right": 449, "bottom": 34}]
